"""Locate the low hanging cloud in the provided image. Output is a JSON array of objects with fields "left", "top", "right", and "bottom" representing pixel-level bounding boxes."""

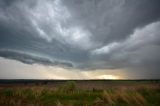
[
  {"left": 0, "top": 0, "right": 160, "bottom": 79},
  {"left": 0, "top": 57, "right": 123, "bottom": 79},
  {"left": 0, "top": 49, "right": 73, "bottom": 67}
]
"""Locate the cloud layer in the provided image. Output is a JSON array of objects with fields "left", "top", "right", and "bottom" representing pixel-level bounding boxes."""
[{"left": 0, "top": 0, "right": 160, "bottom": 79}]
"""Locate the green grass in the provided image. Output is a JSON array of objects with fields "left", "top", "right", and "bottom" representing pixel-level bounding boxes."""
[{"left": 0, "top": 81, "right": 160, "bottom": 106}]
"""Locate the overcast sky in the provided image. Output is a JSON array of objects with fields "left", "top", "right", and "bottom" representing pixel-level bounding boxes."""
[{"left": 0, "top": 0, "right": 160, "bottom": 79}]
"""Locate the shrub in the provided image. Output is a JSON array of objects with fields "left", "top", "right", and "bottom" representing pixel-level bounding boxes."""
[{"left": 58, "top": 81, "right": 77, "bottom": 93}]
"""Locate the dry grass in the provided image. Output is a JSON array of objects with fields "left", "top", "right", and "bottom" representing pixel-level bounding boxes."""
[
  {"left": 0, "top": 81, "right": 159, "bottom": 106},
  {"left": 101, "top": 89, "right": 147, "bottom": 106}
]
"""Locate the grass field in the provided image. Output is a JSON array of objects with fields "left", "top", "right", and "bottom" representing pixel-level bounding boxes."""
[{"left": 0, "top": 80, "right": 160, "bottom": 106}]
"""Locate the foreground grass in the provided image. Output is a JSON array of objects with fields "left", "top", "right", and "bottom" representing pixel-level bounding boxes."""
[{"left": 0, "top": 81, "right": 160, "bottom": 106}]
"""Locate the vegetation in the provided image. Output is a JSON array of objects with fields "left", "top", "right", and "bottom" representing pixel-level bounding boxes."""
[{"left": 0, "top": 81, "right": 160, "bottom": 106}]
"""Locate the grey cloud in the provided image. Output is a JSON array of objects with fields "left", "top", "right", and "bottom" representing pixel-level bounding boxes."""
[
  {"left": 90, "top": 22, "right": 160, "bottom": 78},
  {"left": 0, "top": 49, "right": 73, "bottom": 67},
  {"left": 0, "top": 0, "right": 160, "bottom": 79},
  {"left": 0, "top": 0, "right": 89, "bottom": 66},
  {"left": 62, "top": 0, "right": 160, "bottom": 45}
]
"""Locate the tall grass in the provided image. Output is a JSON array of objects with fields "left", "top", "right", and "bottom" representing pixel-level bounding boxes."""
[
  {"left": 101, "top": 90, "right": 146, "bottom": 106},
  {"left": 0, "top": 81, "right": 159, "bottom": 106}
]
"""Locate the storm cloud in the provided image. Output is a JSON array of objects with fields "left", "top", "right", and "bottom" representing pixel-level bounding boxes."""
[{"left": 0, "top": 0, "right": 160, "bottom": 79}]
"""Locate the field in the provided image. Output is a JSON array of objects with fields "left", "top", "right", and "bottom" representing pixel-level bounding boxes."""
[{"left": 0, "top": 80, "right": 160, "bottom": 106}]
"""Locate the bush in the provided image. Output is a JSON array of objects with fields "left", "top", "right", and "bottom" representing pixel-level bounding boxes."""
[{"left": 58, "top": 81, "right": 76, "bottom": 93}]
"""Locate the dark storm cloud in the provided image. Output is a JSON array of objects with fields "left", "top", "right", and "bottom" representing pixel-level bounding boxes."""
[
  {"left": 0, "top": 0, "right": 160, "bottom": 78},
  {"left": 62, "top": 0, "right": 160, "bottom": 44},
  {"left": 0, "top": 49, "right": 73, "bottom": 67}
]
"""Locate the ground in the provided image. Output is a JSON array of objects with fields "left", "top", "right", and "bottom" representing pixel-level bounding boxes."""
[{"left": 0, "top": 80, "right": 160, "bottom": 106}]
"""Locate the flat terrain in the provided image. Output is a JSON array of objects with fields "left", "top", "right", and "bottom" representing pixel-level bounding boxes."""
[{"left": 0, "top": 80, "right": 160, "bottom": 106}]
